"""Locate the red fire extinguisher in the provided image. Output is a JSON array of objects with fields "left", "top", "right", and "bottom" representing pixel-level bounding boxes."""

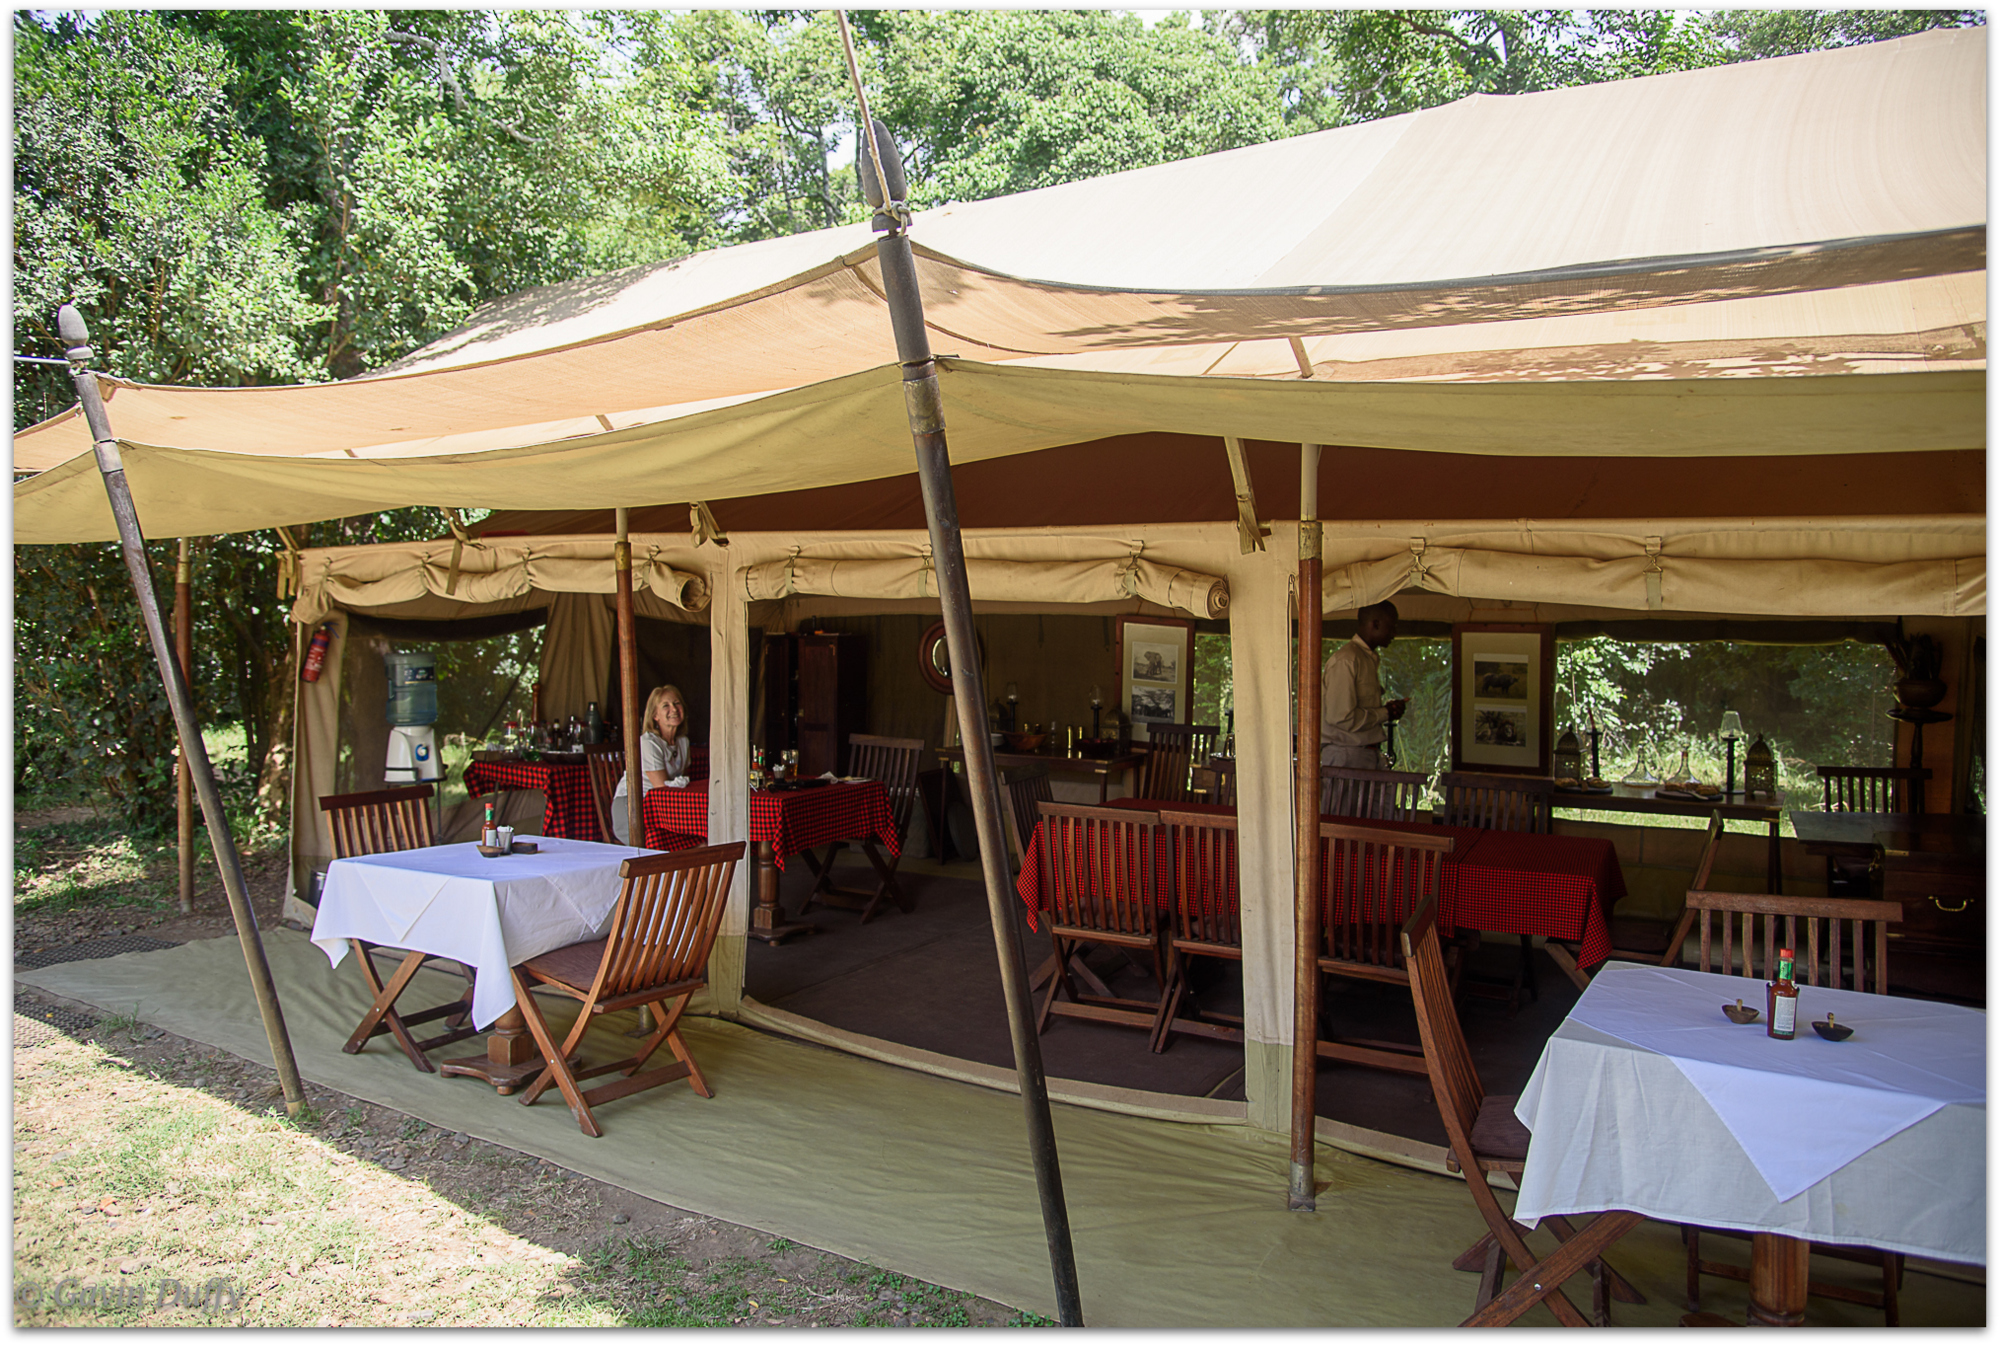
[{"left": 301, "top": 622, "right": 334, "bottom": 683}]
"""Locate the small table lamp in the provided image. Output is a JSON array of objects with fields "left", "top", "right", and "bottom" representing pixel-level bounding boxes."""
[{"left": 1719, "top": 710, "right": 1746, "bottom": 797}]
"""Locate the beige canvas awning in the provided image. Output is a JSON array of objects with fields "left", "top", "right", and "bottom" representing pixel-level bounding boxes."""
[{"left": 12, "top": 28, "right": 1983, "bottom": 505}]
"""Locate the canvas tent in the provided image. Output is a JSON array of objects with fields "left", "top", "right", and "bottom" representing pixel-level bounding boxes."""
[{"left": 13, "top": 31, "right": 1984, "bottom": 1138}]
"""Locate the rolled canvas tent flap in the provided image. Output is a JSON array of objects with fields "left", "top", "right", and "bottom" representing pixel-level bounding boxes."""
[
  {"left": 743, "top": 551, "right": 1228, "bottom": 619},
  {"left": 291, "top": 536, "right": 711, "bottom": 626},
  {"left": 1319, "top": 518, "right": 1985, "bottom": 616}
]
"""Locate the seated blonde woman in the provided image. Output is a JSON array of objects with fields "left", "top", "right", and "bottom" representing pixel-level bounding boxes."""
[{"left": 610, "top": 684, "right": 692, "bottom": 844}]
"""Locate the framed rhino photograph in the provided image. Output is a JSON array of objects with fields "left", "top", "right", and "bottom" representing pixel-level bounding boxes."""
[
  {"left": 1115, "top": 615, "right": 1194, "bottom": 743},
  {"left": 1451, "top": 623, "right": 1554, "bottom": 775}
]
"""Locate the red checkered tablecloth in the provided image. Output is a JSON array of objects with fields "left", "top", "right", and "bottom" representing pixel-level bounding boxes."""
[
  {"left": 1014, "top": 798, "right": 1623, "bottom": 968},
  {"left": 464, "top": 760, "right": 601, "bottom": 841},
  {"left": 641, "top": 781, "right": 900, "bottom": 868},
  {"left": 1448, "top": 829, "right": 1624, "bottom": 969}
]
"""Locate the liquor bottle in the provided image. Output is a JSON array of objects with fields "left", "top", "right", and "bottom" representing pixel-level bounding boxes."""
[
  {"left": 1766, "top": 947, "right": 1799, "bottom": 1040},
  {"left": 585, "top": 701, "right": 603, "bottom": 745},
  {"left": 482, "top": 800, "right": 499, "bottom": 849}
]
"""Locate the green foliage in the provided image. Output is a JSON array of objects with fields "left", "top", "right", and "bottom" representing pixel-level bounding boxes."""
[
  {"left": 13, "top": 541, "right": 181, "bottom": 825},
  {"left": 1210, "top": 9, "right": 1980, "bottom": 132},
  {"left": 863, "top": 10, "right": 1285, "bottom": 206},
  {"left": 1337, "top": 634, "right": 1898, "bottom": 812},
  {"left": 1698, "top": 10, "right": 1984, "bottom": 61},
  {"left": 12, "top": 9, "right": 320, "bottom": 422}
]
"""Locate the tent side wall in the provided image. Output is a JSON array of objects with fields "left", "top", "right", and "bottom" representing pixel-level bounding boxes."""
[{"left": 284, "top": 514, "right": 1984, "bottom": 1145}]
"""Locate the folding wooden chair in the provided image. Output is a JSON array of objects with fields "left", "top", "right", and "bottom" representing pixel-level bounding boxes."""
[
  {"left": 1316, "top": 821, "right": 1455, "bottom": 1075},
  {"left": 801, "top": 733, "right": 923, "bottom": 923},
  {"left": 1681, "top": 888, "right": 1906, "bottom": 1322},
  {"left": 1401, "top": 894, "right": 1646, "bottom": 1327},
  {"left": 513, "top": 842, "right": 743, "bottom": 1136},
  {"left": 1319, "top": 764, "right": 1427, "bottom": 821},
  {"left": 1608, "top": 814, "right": 1722, "bottom": 966},
  {"left": 584, "top": 743, "right": 625, "bottom": 844},
  {"left": 1034, "top": 801, "right": 1171, "bottom": 1039},
  {"left": 1815, "top": 765, "right": 1930, "bottom": 897},
  {"left": 1153, "top": 808, "right": 1242, "bottom": 1052},
  {"left": 320, "top": 784, "right": 479, "bottom": 1073},
  {"left": 1440, "top": 770, "right": 1554, "bottom": 1011},
  {"left": 1134, "top": 723, "right": 1218, "bottom": 803}
]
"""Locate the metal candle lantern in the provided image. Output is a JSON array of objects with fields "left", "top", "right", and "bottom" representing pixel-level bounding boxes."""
[
  {"left": 1719, "top": 710, "right": 1746, "bottom": 797},
  {"left": 1745, "top": 733, "right": 1777, "bottom": 801},
  {"left": 1554, "top": 728, "right": 1583, "bottom": 783}
]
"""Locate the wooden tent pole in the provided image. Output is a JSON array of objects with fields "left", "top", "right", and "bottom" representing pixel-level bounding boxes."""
[
  {"left": 1289, "top": 443, "right": 1324, "bottom": 1210},
  {"left": 175, "top": 536, "right": 195, "bottom": 913},
  {"left": 839, "top": 15, "right": 1083, "bottom": 1324},
  {"left": 59, "top": 305, "right": 307, "bottom": 1118},
  {"left": 615, "top": 508, "right": 642, "bottom": 846}
]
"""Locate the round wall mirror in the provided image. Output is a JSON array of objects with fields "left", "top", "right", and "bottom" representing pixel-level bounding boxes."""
[{"left": 917, "top": 620, "right": 984, "bottom": 696}]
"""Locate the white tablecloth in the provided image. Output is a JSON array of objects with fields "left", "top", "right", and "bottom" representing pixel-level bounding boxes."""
[
  {"left": 311, "top": 837, "right": 643, "bottom": 1028},
  {"left": 1513, "top": 963, "right": 1986, "bottom": 1265}
]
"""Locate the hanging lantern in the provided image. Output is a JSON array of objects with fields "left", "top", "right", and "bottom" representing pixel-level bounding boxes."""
[
  {"left": 1553, "top": 728, "right": 1583, "bottom": 785},
  {"left": 1745, "top": 733, "right": 1777, "bottom": 801}
]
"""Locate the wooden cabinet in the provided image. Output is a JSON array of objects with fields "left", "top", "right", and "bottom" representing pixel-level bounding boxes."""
[
  {"left": 762, "top": 632, "right": 867, "bottom": 779},
  {"left": 1881, "top": 852, "right": 1984, "bottom": 1004}
]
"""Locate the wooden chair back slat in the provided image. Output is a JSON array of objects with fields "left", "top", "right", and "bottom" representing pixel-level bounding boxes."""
[
  {"left": 1037, "top": 801, "right": 1161, "bottom": 937},
  {"left": 1687, "top": 889, "right": 1900, "bottom": 993},
  {"left": 1817, "top": 765, "right": 1929, "bottom": 814},
  {"left": 1400, "top": 896, "right": 1485, "bottom": 1147},
  {"left": 848, "top": 734, "right": 926, "bottom": 837},
  {"left": 585, "top": 743, "right": 625, "bottom": 843},
  {"left": 1002, "top": 767, "right": 1054, "bottom": 868},
  {"left": 1438, "top": 771, "right": 1553, "bottom": 833},
  {"left": 1320, "top": 765, "right": 1428, "bottom": 821},
  {"left": 1318, "top": 821, "right": 1455, "bottom": 973},
  {"left": 1136, "top": 723, "right": 1219, "bottom": 804},
  {"left": 320, "top": 784, "right": 437, "bottom": 860},
  {"left": 1157, "top": 809, "right": 1240, "bottom": 951}
]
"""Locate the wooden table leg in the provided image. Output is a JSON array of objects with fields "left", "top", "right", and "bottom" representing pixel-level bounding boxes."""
[
  {"left": 747, "top": 838, "right": 817, "bottom": 944},
  {"left": 1747, "top": 1233, "right": 1810, "bottom": 1326},
  {"left": 1542, "top": 941, "right": 1593, "bottom": 993},
  {"left": 439, "top": 1005, "right": 567, "bottom": 1095}
]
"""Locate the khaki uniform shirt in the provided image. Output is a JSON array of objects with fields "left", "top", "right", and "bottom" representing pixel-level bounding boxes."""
[{"left": 1321, "top": 635, "right": 1389, "bottom": 750}]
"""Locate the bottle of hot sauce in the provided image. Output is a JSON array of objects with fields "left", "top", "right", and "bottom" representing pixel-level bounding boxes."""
[
  {"left": 1767, "top": 947, "right": 1799, "bottom": 1040},
  {"left": 482, "top": 800, "right": 499, "bottom": 850}
]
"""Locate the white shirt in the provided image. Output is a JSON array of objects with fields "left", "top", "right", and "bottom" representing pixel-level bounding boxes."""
[
  {"left": 1321, "top": 635, "right": 1389, "bottom": 749},
  {"left": 611, "top": 731, "right": 690, "bottom": 805}
]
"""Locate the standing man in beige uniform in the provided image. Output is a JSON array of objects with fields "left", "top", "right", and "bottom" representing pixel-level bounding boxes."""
[{"left": 1321, "top": 600, "right": 1407, "bottom": 769}]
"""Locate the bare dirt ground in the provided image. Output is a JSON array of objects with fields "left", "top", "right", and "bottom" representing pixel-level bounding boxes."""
[{"left": 13, "top": 810, "right": 1044, "bottom": 1328}]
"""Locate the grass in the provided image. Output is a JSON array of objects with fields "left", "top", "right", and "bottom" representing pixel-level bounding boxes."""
[
  {"left": 13, "top": 1018, "right": 1041, "bottom": 1329},
  {"left": 14, "top": 1030, "right": 622, "bottom": 1327},
  {"left": 12, "top": 819, "right": 183, "bottom": 919}
]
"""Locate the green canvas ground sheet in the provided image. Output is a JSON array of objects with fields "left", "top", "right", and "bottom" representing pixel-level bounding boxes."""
[{"left": 18, "top": 932, "right": 1981, "bottom": 1327}]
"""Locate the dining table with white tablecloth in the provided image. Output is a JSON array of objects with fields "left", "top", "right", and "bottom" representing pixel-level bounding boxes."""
[
  {"left": 1512, "top": 962, "right": 1985, "bottom": 1269},
  {"left": 310, "top": 836, "right": 646, "bottom": 1029}
]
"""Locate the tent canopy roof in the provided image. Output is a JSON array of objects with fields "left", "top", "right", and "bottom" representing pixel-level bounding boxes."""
[{"left": 12, "top": 29, "right": 1984, "bottom": 547}]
